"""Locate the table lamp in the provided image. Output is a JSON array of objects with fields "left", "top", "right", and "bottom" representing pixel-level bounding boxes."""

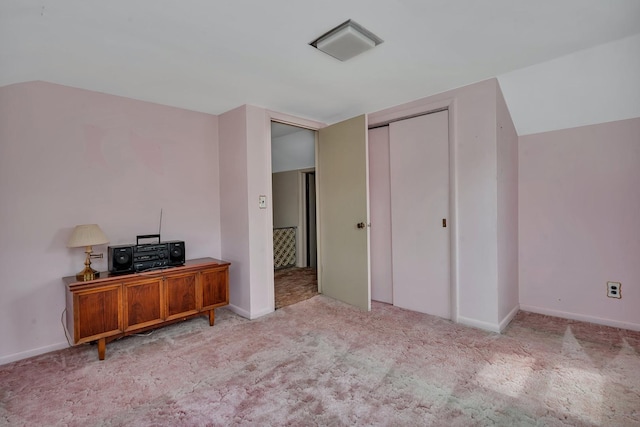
[{"left": 67, "top": 224, "right": 109, "bottom": 281}]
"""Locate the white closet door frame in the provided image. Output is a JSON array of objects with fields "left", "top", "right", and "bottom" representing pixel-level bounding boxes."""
[{"left": 368, "top": 126, "right": 393, "bottom": 304}]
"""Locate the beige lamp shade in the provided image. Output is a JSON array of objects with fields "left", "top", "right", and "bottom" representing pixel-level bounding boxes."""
[{"left": 67, "top": 224, "right": 109, "bottom": 248}]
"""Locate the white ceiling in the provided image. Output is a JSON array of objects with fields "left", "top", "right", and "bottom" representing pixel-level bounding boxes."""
[{"left": 2, "top": 1, "right": 639, "bottom": 132}]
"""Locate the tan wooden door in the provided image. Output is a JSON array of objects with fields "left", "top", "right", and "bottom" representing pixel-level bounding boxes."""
[{"left": 317, "top": 115, "right": 371, "bottom": 311}]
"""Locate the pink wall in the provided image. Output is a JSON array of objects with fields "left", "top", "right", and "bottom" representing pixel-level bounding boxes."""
[
  {"left": 218, "top": 105, "right": 275, "bottom": 319},
  {"left": 245, "top": 105, "right": 275, "bottom": 318},
  {"left": 496, "top": 83, "right": 519, "bottom": 327},
  {"left": 0, "top": 81, "right": 221, "bottom": 364},
  {"left": 218, "top": 106, "right": 252, "bottom": 317},
  {"left": 519, "top": 117, "right": 640, "bottom": 330}
]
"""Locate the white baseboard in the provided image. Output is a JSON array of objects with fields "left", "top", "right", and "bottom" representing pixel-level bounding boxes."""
[
  {"left": 520, "top": 304, "right": 640, "bottom": 332},
  {"left": 457, "top": 316, "right": 501, "bottom": 333},
  {"left": 226, "top": 303, "right": 251, "bottom": 319},
  {"left": 249, "top": 306, "right": 274, "bottom": 320},
  {"left": 0, "top": 341, "right": 69, "bottom": 366},
  {"left": 499, "top": 304, "right": 521, "bottom": 332},
  {"left": 226, "top": 304, "right": 274, "bottom": 320}
]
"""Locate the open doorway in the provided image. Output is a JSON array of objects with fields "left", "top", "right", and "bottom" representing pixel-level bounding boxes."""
[
  {"left": 271, "top": 122, "right": 318, "bottom": 309},
  {"left": 305, "top": 171, "right": 317, "bottom": 269}
]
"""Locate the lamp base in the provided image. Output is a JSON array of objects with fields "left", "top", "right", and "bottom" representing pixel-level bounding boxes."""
[
  {"left": 75, "top": 245, "right": 103, "bottom": 281},
  {"left": 76, "top": 266, "right": 100, "bottom": 282}
]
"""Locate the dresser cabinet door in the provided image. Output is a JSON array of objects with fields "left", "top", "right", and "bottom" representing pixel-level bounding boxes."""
[
  {"left": 123, "top": 277, "right": 164, "bottom": 331},
  {"left": 200, "top": 267, "right": 229, "bottom": 309},
  {"left": 74, "top": 284, "right": 123, "bottom": 343},
  {"left": 165, "top": 272, "right": 198, "bottom": 320}
]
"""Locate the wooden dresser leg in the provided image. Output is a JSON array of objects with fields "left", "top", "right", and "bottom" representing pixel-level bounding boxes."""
[
  {"left": 209, "top": 309, "right": 215, "bottom": 326},
  {"left": 98, "top": 338, "right": 106, "bottom": 360}
]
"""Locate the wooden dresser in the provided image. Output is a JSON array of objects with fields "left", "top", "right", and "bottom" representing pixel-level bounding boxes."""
[{"left": 63, "top": 257, "right": 230, "bottom": 360}]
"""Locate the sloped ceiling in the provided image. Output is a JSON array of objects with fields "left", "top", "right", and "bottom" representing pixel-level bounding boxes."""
[{"left": 1, "top": 1, "right": 639, "bottom": 133}]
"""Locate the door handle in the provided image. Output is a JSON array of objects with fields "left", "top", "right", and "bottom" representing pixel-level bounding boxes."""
[{"left": 357, "top": 222, "right": 366, "bottom": 229}]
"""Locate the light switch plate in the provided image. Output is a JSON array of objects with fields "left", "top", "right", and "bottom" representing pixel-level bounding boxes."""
[{"left": 259, "top": 195, "right": 267, "bottom": 209}]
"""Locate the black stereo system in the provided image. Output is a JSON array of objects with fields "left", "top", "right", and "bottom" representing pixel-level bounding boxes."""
[{"left": 108, "top": 234, "right": 185, "bottom": 275}]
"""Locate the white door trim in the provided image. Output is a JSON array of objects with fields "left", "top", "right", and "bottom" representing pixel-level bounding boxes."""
[{"left": 266, "top": 112, "right": 326, "bottom": 296}]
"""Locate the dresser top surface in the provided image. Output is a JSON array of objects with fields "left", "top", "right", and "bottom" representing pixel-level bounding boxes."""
[{"left": 63, "top": 257, "right": 230, "bottom": 289}]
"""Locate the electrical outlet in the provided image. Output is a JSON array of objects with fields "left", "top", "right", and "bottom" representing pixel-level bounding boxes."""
[{"left": 607, "top": 281, "right": 621, "bottom": 299}]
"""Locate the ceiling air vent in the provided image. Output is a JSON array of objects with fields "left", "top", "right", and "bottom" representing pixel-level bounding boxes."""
[{"left": 310, "top": 19, "right": 383, "bottom": 61}]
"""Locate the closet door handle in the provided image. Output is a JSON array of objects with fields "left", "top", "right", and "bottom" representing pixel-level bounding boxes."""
[
  {"left": 357, "top": 222, "right": 366, "bottom": 229},
  {"left": 442, "top": 219, "right": 447, "bottom": 228}
]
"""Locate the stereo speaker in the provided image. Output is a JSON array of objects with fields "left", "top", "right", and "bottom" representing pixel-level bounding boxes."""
[
  {"left": 167, "top": 241, "right": 186, "bottom": 266},
  {"left": 108, "top": 245, "right": 134, "bottom": 274}
]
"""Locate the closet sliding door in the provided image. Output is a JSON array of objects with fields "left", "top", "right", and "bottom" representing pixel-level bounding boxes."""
[{"left": 389, "top": 110, "right": 450, "bottom": 319}]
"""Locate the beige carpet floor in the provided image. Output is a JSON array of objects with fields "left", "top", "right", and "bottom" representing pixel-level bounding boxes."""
[{"left": 1, "top": 295, "right": 639, "bottom": 426}]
